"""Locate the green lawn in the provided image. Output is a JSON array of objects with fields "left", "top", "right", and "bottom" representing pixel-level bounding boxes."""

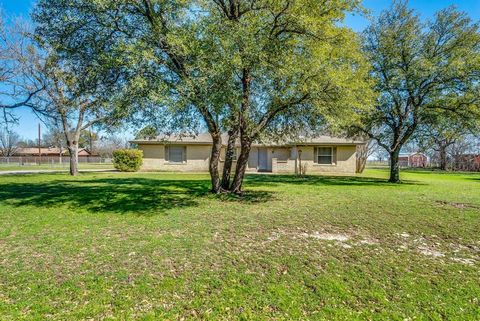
[{"left": 0, "top": 170, "right": 478, "bottom": 320}]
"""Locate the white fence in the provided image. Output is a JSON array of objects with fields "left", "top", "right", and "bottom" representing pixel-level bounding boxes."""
[
  {"left": 367, "top": 159, "right": 480, "bottom": 172},
  {"left": 0, "top": 156, "right": 112, "bottom": 166}
]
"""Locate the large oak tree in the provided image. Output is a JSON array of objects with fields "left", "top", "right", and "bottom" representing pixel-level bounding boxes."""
[
  {"left": 200, "top": 0, "right": 372, "bottom": 193},
  {"left": 355, "top": 1, "right": 480, "bottom": 182},
  {"left": 34, "top": 0, "right": 372, "bottom": 192}
]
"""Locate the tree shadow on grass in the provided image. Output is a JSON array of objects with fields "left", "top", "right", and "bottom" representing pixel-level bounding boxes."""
[
  {"left": 0, "top": 174, "right": 420, "bottom": 216},
  {"left": 244, "top": 174, "right": 422, "bottom": 187},
  {"left": 0, "top": 177, "right": 274, "bottom": 216}
]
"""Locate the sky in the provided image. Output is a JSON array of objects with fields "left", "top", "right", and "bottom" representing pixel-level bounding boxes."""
[{"left": 1, "top": 0, "right": 480, "bottom": 140}]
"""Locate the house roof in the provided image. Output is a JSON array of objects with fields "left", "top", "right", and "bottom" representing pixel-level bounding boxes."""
[
  {"left": 14, "top": 147, "right": 96, "bottom": 156},
  {"left": 131, "top": 133, "right": 365, "bottom": 146},
  {"left": 287, "top": 135, "right": 365, "bottom": 146},
  {"left": 15, "top": 147, "right": 66, "bottom": 156}
]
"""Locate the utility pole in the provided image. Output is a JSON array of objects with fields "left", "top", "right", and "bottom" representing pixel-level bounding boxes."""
[
  {"left": 89, "top": 128, "right": 93, "bottom": 153},
  {"left": 38, "top": 123, "right": 42, "bottom": 164}
]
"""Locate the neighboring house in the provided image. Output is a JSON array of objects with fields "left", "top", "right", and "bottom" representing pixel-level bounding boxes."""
[
  {"left": 132, "top": 133, "right": 364, "bottom": 174},
  {"left": 398, "top": 152, "right": 428, "bottom": 168},
  {"left": 453, "top": 154, "right": 480, "bottom": 172},
  {"left": 13, "top": 147, "right": 97, "bottom": 158}
]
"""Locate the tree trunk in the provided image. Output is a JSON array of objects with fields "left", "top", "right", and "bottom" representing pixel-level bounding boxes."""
[
  {"left": 209, "top": 132, "right": 223, "bottom": 193},
  {"left": 67, "top": 143, "right": 79, "bottom": 176},
  {"left": 389, "top": 149, "right": 400, "bottom": 183},
  {"left": 357, "top": 158, "right": 367, "bottom": 174},
  {"left": 439, "top": 145, "right": 447, "bottom": 171},
  {"left": 230, "top": 137, "right": 252, "bottom": 194},
  {"left": 356, "top": 144, "right": 368, "bottom": 174},
  {"left": 221, "top": 128, "right": 238, "bottom": 190},
  {"left": 297, "top": 149, "right": 306, "bottom": 176}
]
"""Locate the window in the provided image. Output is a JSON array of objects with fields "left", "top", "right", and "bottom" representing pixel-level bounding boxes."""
[
  {"left": 166, "top": 146, "right": 186, "bottom": 163},
  {"left": 315, "top": 147, "right": 336, "bottom": 165}
]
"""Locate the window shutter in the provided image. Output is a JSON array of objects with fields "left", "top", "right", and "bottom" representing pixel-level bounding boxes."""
[
  {"left": 165, "top": 146, "right": 169, "bottom": 162},
  {"left": 314, "top": 147, "right": 318, "bottom": 163},
  {"left": 183, "top": 146, "right": 187, "bottom": 163},
  {"left": 332, "top": 147, "right": 337, "bottom": 165}
]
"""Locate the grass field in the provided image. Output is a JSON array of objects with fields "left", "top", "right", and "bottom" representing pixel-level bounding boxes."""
[{"left": 0, "top": 170, "right": 478, "bottom": 320}]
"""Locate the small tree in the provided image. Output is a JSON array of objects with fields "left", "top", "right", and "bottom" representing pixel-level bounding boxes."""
[
  {"left": 96, "top": 135, "right": 129, "bottom": 159},
  {"left": 0, "top": 128, "right": 20, "bottom": 157},
  {"left": 356, "top": 140, "right": 377, "bottom": 173},
  {"left": 43, "top": 125, "right": 67, "bottom": 163},
  {"left": 22, "top": 48, "right": 126, "bottom": 175},
  {"left": 355, "top": 1, "right": 480, "bottom": 182}
]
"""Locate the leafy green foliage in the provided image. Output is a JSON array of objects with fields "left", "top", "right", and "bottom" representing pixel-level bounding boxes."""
[
  {"left": 112, "top": 149, "right": 143, "bottom": 172},
  {"left": 33, "top": 0, "right": 374, "bottom": 190},
  {"left": 354, "top": 1, "right": 480, "bottom": 182},
  {"left": 135, "top": 125, "right": 159, "bottom": 140},
  {"left": 196, "top": 0, "right": 373, "bottom": 138}
]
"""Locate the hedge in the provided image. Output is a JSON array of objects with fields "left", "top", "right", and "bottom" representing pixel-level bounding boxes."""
[{"left": 112, "top": 149, "right": 143, "bottom": 172}]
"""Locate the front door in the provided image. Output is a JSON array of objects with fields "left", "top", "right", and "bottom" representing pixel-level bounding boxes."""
[{"left": 258, "top": 148, "right": 268, "bottom": 171}]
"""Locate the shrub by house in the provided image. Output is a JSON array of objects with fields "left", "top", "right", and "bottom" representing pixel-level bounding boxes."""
[{"left": 113, "top": 149, "right": 143, "bottom": 172}]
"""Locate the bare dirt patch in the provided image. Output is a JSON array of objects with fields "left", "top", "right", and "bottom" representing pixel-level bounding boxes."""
[
  {"left": 394, "top": 233, "right": 479, "bottom": 265},
  {"left": 357, "top": 238, "right": 380, "bottom": 245},
  {"left": 267, "top": 229, "right": 381, "bottom": 248},
  {"left": 417, "top": 245, "right": 445, "bottom": 258},
  {"left": 300, "top": 232, "right": 350, "bottom": 242},
  {"left": 451, "top": 257, "right": 476, "bottom": 266},
  {"left": 262, "top": 229, "right": 478, "bottom": 266},
  {"left": 434, "top": 200, "right": 480, "bottom": 210}
]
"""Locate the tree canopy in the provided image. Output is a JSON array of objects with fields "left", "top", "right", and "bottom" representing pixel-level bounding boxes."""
[
  {"left": 15, "top": 40, "right": 129, "bottom": 175},
  {"left": 0, "top": 15, "right": 44, "bottom": 123},
  {"left": 354, "top": 1, "right": 480, "bottom": 182},
  {"left": 34, "top": 0, "right": 373, "bottom": 192}
]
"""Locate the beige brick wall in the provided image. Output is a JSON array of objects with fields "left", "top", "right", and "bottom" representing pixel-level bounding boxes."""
[
  {"left": 138, "top": 144, "right": 211, "bottom": 172},
  {"left": 138, "top": 143, "right": 357, "bottom": 174},
  {"left": 141, "top": 144, "right": 165, "bottom": 159},
  {"left": 296, "top": 145, "right": 356, "bottom": 174},
  {"left": 272, "top": 159, "right": 296, "bottom": 173}
]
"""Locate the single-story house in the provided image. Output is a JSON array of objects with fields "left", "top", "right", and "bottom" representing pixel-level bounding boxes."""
[
  {"left": 398, "top": 152, "right": 428, "bottom": 168},
  {"left": 132, "top": 133, "right": 364, "bottom": 174},
  {"left": 13, "top": 147, "right": 97, "bottom": 157}
]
